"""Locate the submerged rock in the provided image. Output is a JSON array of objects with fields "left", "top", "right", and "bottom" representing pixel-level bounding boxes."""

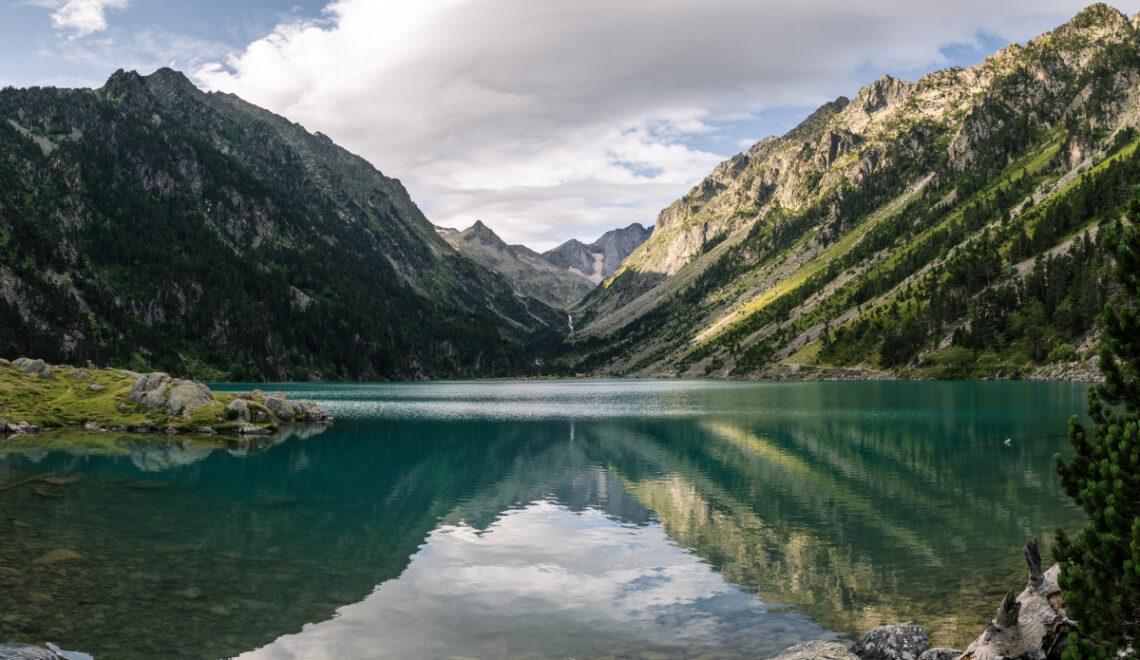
[
  {"left": 32, "top": 549, "right": 87, "bottom": 565},
  {"left": 853, "top": 622, "right": 930, "bottom": 660},
  {"left": 771, "top": 641, "right": 859, "bottom": 660},
  {"left": 0, "top": 644, "right": 64, "bottom": 660}
]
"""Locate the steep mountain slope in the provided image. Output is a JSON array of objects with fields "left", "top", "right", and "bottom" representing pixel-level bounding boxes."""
[
  {"left": 565, "top": 4, "right": 1137, "bottom": 379},
  {"left": 438, "top": 221, "right": 595, "bottom": 309},
  {"left": 0, "top": 69, "right": 563, "bottom": 380},
  {"left": 543, "top": 223, "right": 653, "bottom": 284}
]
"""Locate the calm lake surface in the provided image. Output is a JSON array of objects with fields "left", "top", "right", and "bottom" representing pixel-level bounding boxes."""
[{"left": 0, "top": 380, "right": 1088, "bottom": 659}]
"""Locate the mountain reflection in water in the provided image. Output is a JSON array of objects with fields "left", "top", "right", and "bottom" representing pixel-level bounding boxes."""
[{"left": 0, "top": 380, "right": 1086, "bottom": 659}]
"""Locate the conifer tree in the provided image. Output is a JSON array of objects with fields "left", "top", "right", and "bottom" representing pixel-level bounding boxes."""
[{"left": 1053, "top": 190, "right": 1140, "bottom": 660}]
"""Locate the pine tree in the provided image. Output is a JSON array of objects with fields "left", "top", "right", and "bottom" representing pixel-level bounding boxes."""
[{"left": 1053, "top": 189, "right": 1140, "bottom": 659}]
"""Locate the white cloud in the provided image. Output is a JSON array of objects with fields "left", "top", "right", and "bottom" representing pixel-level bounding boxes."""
[
  {"left": 197, "top": 0, "right": 1106, "bottom": 247},
  {"left": 44, "top": 0, "right": 128, "bottom": 36}
]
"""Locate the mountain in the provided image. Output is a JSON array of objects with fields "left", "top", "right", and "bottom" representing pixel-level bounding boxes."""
[
  {"left": 437, "top": 221, "right": 595, "bottom": 309},
  {"left": 563, "top": 4, "right": 1137, "bottom": 380},
  {"left": 0, "top": 68, "right": 564, "bottom": 380},
  {"left": 439, "top": 220, "right": 653, "bottom": 309},
  {"left": 543, "top": 223, "right": 653, "bottom": 284}
]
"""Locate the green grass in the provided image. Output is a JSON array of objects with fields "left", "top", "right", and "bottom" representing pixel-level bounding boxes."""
[{"left": 0, "top": 362, "right": 272, "bottom": 433}]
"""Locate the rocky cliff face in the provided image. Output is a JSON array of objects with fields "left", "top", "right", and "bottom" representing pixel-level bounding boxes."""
[
  {"left": 0, "top": 68, "right": 563, "bottom": 380},
  {"left": 565, "top": 4, "right": 1138, "bottom": 379}
]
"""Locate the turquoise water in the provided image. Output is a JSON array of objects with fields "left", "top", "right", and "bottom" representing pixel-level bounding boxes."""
[{"left": 0, "top": 380, "right": 1088, "bottom": 659}]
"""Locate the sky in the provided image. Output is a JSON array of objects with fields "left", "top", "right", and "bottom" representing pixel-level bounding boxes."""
[{"left": 0, "top": 1, "right": 1132, "bottom": 250}]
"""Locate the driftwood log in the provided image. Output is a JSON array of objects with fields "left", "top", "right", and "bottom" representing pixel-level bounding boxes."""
[{"left": 958, "top": 539, "right": 1076, "bottom": 660}]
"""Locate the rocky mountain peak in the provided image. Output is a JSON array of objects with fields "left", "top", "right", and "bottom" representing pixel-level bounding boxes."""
[
  {"left": 143, "top": 67, "right": 204, "bottom": 101},
  {"left": 99, "top": 69, "right": 151, "bottom": 104},
  {"left": 854, "top": 74, "right": 914, "bottom": 115},
  {"left": 462, "top": 220, "right": 510, "bottom": 249}
]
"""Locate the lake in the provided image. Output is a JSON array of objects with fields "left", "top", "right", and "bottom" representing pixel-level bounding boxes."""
[{"left": 0, "top": 380, "right": 1088, "bottom": 659}]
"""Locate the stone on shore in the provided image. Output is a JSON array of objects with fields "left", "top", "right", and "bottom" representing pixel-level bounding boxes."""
[
  {"left": 264, "top": 394, "right": 295, "bottom": 422},
  {"left": 226, "top": 399, "right": 250, "bottom": 423},
  {"left": 918, "top": 650, "right": 962, "bottom": 660},
  {"left": 853, "top": 622, "right": 930, "bottom": 660},
  {"left": 771, "top": 641, "right": 860, "bottom": 660}
]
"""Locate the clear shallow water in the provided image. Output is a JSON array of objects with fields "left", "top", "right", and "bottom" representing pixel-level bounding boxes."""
[{"left": 0, "top": 380, "right": 1087, "bottom": 659}]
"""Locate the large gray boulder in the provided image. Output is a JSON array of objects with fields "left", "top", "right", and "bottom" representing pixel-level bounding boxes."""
[
  {"left": 0, "top": 644, "right": 64, "bottom": 659},
  {"left": 226, "top": 399, "right": 250, "bottom": 423},
  {"left": 264, "top": 395, "right": 294, "bottom": 423},
  {"left": 771, "top": 641, "right": 859, "bottom": 660},
  {"left": 128, "top": 373, "right": 214, "bottom": 418},
  {"left": 853, "top": 622, "right": 930, "bottom": 660},
  {"left": 164, "top": 381, "right": 213, "bottom": 417},
  {"left": 129, "top": 372, "right": 173, "bottom": 410},
  {"left": 918, "top": 650, "right": 961, "bottom": 660},
  {"left": 293, "top": 399, "right": 332, "bottom": 422},
  {"left": 13, "top": 358, "right": 51, "bottom": 378}
]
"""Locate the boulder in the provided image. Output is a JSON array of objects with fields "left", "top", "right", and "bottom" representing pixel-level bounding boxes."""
[
  {"left": 918, "top": 650, "right": 961, "bottom": 660},
  {"left": 264, "top": 395, "right": 295, "bottom": 423},
  {"left": 238, "top": 424, "right": 272, "bottom": 435},
  {"left": 853, "top": 622, "right": 930, "bottom": 660},
  {"left": 195, "top": 427, "right": 217, "bottom": 435},
  {"left": 226, "top": 399, "right": 250, "bottom": 423},
  {"left": 0, "top": 644, "right": 64, "bottom": 660},
  {"left": 88, "top": 384, "right": 104, "bottom": 391},
  {"left": 771, "top": 641, "right": 860, "bottom": 660},
  {"left": 129, "top": 372, "right": 173, "bottom": 410},
  {"left": 16, "top": 358, "right": 51, "bottom": 378},
  {"left": 67, "top": 370, "right": 89, "bottom": 379},
  {"left": 129, "top": 373, "right": 215, "bottom": 417},
  {"left": 0, "top": 358, "right": 9, "bottom": 366},
  {"left": 294, "top": 399, "right": 332, "bottom": 422},
  {"left": 164, "top": 381, "right": 213, "bottom": 417}
]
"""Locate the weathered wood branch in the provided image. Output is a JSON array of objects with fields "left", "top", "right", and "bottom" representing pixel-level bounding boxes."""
[{"left": 959, "top": 538, "right": 1076, "bottom": 660}]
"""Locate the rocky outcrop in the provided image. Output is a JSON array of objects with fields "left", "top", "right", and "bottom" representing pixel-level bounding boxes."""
[
  {"left": 771, "top": 641, "right": 860, "bottom": 660},
  {"left": 128, "top": 372, "right": 213, "bottom": 418},
  {"left": 12, "top": 358, "right": 51, "bottom": 378},
  {"left": 127, "top": 374, "right": 332, "bottom": 427},
  {"left": 852, "top": 622, "right": 930, "bottom": 660}
]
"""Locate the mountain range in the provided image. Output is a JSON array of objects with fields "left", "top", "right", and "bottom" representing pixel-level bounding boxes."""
[
  {"left": 437, "top": 221, "right": 651, "bottom": 309},
  {"left": 562, "top": 3, "right": 1137, "bottom": 380},
  {"left": 1, "top": 4, "right": 1136, "bottom": 381},
  {"left": 0, "top": 68, "right": 562, "bottom": 380}
]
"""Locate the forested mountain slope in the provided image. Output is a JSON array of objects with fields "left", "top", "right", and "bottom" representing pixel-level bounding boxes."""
[
  {"left": 562, "top": 4, "right": 1139, "bottom": 380},
  {"left": 0, "top": 68, "right": 563, "bottom": 380}
]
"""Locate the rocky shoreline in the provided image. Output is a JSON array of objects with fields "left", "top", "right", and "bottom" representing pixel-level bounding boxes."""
[{"left": 0, "top": 358, "right": 333, "bottom": 439}]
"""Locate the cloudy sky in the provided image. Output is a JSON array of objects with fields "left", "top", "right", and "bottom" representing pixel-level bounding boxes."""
[{"left": 0, "top": 0, "right": 1127, "bottom": 249}]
